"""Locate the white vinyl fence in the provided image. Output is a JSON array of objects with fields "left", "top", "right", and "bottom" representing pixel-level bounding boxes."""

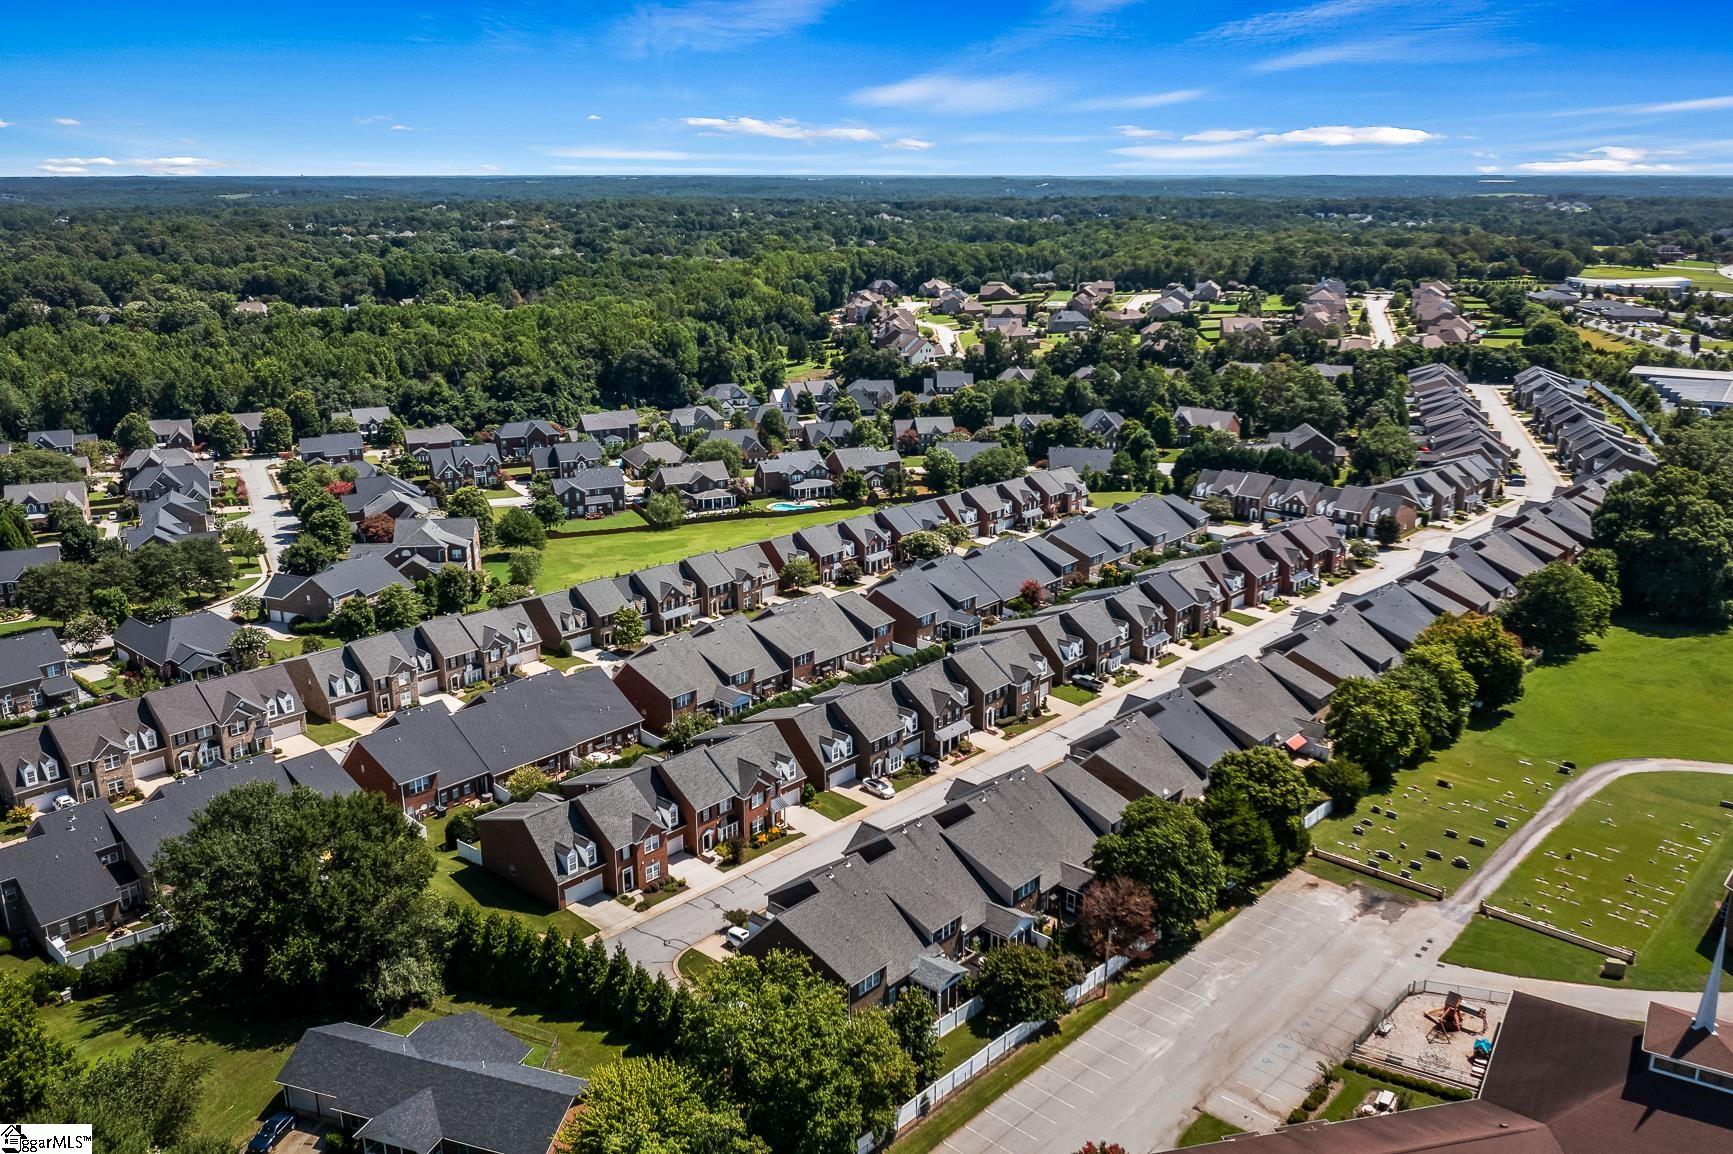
[
  {"left": 455, "top": 839, "right": 484, "bottom": 865},
  {"left": 856, "top": 953, "right": 1131, "bottom": 1153},
  {"left": 47, "top": 920, "right": 168, "bottom": 968}
]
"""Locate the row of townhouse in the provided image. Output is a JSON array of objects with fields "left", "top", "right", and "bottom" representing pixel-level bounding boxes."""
[
  {"left": 755, "top": 447, "right": 905, "bottom": 499},
  {"left": 282, "top": 603, "right": 543, "bottom": 722},
  {"left": 1047, "top": 476, "right": 1612, "bottom": 848},
  {"left": 340, "top": 667, "right": 642, "bottom": 815},
  {"left": 1509, "top": 366, "right": 1658, "bottom": 479},
  {"left": 0, "top": 628, "right": 79, "bottom": 719},
  {"left": 868, "top": 494, "right": 1211, "bottom": 649},
  {"left": 1407, "top": 364, "right": 1517, "bottom": 472},
  {"left": 742, "top": 479, "right": 1615, "bottom": 1007},
  {"left": 475, "top": 722, "right": 799, "bottom": 904},
  {"left": 0, "top": 750, "right": 353, "bottom": 956},
  {"left": 613, "top": 591, "right": 896, "bottom": 733},
  {"left": 0, "top": 663, "right": 310, "bottom": 812}
]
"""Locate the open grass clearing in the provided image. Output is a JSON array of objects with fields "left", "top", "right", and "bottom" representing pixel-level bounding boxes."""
[
  {"left": 37, "top": 974, "right": 303, "bottom": 1142},
  {"left": 1441, "top": 771, "right": 1733, "bottom": 990},
  {"left": 489, "top": 505, "right": 861, "bottom": 591},
  {"left": 676, "top": 947, "right": 719, "bottom": 984},
  {"left": 1222, "top": 610, "right": 1260, "bottom": 626},
  {"left": 1313, "top": 623, "right": 1733, "bottom": 890},
  {"left": 934, "top": 1015, "right": 994, "bottom": 1074},
  {"left": 1579, "top": 263, "right": 1733, "bottom": 291}
]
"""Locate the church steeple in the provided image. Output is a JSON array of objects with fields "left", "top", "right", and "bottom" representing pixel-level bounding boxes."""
[{"left": 1693, "top": 890, "right": 1730, "bottom": 1036}]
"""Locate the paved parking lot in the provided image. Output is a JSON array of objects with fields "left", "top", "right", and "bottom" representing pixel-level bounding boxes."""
[{"left": 936, "top": 873, "right": 1444, "bottom": 1154}]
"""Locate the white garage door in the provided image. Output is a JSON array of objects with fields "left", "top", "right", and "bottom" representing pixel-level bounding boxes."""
[
  {"left": 563, "top": 873, "right": 605, "bottom": 902},
  {"left": 831, "top": 763, "right": 858, "bottom": 787},
  {"left": 335, "top": 698, "right": 370, "bottom": 720}
]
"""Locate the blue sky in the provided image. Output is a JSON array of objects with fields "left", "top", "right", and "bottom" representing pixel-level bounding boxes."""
[{"left": 5, "top": 0, "right": 1732, "bottom": 177}]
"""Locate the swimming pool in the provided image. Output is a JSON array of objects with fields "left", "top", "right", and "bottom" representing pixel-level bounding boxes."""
[{"left": 766, "top": 501, "right": 820, "bottom": 512}]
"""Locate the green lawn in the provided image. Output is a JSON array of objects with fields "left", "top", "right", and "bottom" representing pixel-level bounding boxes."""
[
  {"left": 539, "top": 651, "right": 591, "bottom": 672},
  {"left": 1222, "top": 610, "right": 1260, "bottom": 626},
  {"left": 423, "top": 813, "right": 598, "bottom": 936},
  {"left": 1175, "top": 1113, "right": 1249, "bottom": 1147},
  {"left": 303, "top": 719, "right": 361, "bottom": 746},
  {"left": 1312, "top": 623, "right": 1733, "bottom": 890},
  {"left": 722, "top": 829, "right": 804, "bottom": 869},
  {"left": 676, "top": 948, "right": 719, "bottom": 984},
  {"left": 1579, "top": 263, "right": 1733, "bottom": 291},
  {"left": 0, "top": 616, "right": 51, "bottom": 638},
  {"left": 1300, "top": 855, "right": 1436, "bottom": 903},
  {"left": 1090, "top": 490, "right": 1148, "bottom": 508},
  {"left": 1442, "top": 771, "right": 1733, "bottom": 990},
  {"left": 1317, "top": 1066, "right": 1449, "bottom": 1122},
  {"left": 493, "top": 506, "right": 860, "bottom": 591},
  {"left": 385, "top": 993, "right": 635, "bottom": 1077},
  {"left": 1050, "top": 684, "right": 1098, "bottom": 706},
  {"left": 36, "top": 975, "right": 304, "bottom": 1142},
  {"left": 806, "top": 790, "right": 866, "bottom": 821},
  {"left": 934, "top": 1015, "right": 993, "bottom": 1074}
]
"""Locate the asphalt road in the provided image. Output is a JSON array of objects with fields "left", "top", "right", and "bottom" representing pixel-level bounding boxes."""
[
  {"left": 229, "top": 455, "right": 298, "bottom": 571},
  {"left": 1465, "top": 383, "right": 1563, "bottom": 498},
  {"left": 1363, "top": 292, "right": 1397, "bottom": 348}
]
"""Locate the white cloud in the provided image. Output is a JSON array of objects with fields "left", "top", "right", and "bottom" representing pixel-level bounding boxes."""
[
  {"left": 1183, "top": 128, "right": 1258, "bottom": 142},
  {"left": 683, "top": 116, "right": 879, "bottom": 141},
  {"left": 851, "top": 73, "right": 1056, "bottom": 114},
  {"left": 355, "top": 114, "right": 393, "bottom": 125},
  {"left": 1116, "top": 125, "right": 1173, "bottom": 139},
  {"left": 0, "top": 120, "right": 11, "bottom": 129},
  {"left": 618, "top": 0, "right": 832, "bottom": 54},
  {"left": 53, "top": 117, "right": 80, "bottom": 126},
  {"left": 1114, "top": 123, "right": 1439, "bottom": 164},
  {"left": 389, "top": 124, "right": 415, "bottom": 132},
  {"left": 889, "top": 137, "right": 934, "bottom": 151},
  {"left": 1077, "top": 89, "right": 1204, "bottom": 111},
  {"left": 1516, "top": 145, "right": 1678, "bottom": 173},
  {"left": 1476, "top": 165, "right": 1502, "bottom": 173},
  {"left": 548, "top": 146, "right": 695, "bottom": 160},
  {"left": 38, "top": 164, "right": 91, "bottom": 174},
  {"left": 40, "top": 156, "right": 119, "bottom": 174},
  {"left": 587, "top": 114, "right": 603, "bottom": 121},
  {"left": 1630, "top": 95, "right": 1733, "bottom": 114},
  {"left": 1262, "top": 125, "right": 1437, "bottom": 146},
  {"left": 1209, "top": 0, "right": 1380, "bottom": 42},
  {"left": 132, "top": 156, "right": 229, "bottom": 175}
]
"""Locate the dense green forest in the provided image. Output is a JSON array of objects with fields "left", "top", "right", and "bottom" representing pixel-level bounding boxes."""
[{"left": 0, "top": 176, "right": 1727, "bottom": 438}]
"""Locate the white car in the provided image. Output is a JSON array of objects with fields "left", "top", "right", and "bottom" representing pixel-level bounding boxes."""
[
  {"left": 723, "top": 925, "right": 751, "bottom": 951},
  {"left": 861, "top": 777, "right": 895, "bottom": 800}
]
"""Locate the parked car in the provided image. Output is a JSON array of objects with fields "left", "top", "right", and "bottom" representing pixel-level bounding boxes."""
[
  {"left": 247, "top": 1113, "right": 296, "bottom": 1154},
  {"left": 861, "top": 776, "right": 895, "bottom": 800},
  {"left": 723, "top": 925, "right": 751, "bottom": 951},
  {"left": 1072, "top": 674, "right": 1104, "bottom": 692}
]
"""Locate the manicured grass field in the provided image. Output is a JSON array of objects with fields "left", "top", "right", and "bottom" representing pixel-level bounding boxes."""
[
  {"left": 1312, "top": 624, "right": 1733, "bottom": 891},
  {"left": 806, "top": 790, "right": 866, "bottom": 820},
  {"left": 385, "top": 993, "right": 635, "bottom": 1076},
  {"left": 489, "top": 505, "right": 861, "bottom": 591},
  {"left": 1575, "top": 326, "right": 1643, "bottom": 352},
  {"left": 934, "top": 1015, "right": 993, "bottom": 1074},
  {"left": 37, "top": 975, "right": 303, "bottom": 1142},
  {"left": 1176, "top": 1113, "right": 1249, "bottom": 1146},
  {"left": 0, "top": 616, "right": 51, "bottom": 638},
  {"left": 538, "top": 651, "right": 590, "bottom": 672},
  {"left": 1441, "top": 771, "right": 1733, "bottom": 990},
  {"left": 1050, "top": 684, "right": 1098, "bottom": 706},
  {"left": 1222, "top": 610, "right": 1260, "bottom": 626},
  {"left": 302, "top": 719, "right": 360, "bottom": 746},
  {"left": 1579, "top": 263, "right": 1733, "bottom": 291}
]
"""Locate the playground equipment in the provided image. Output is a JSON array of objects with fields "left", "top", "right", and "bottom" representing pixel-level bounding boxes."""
[{"left": 1424, "top": 991, "right": 1489, "bottom": 1041}]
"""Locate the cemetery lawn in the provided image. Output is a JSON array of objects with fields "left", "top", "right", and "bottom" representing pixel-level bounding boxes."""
[
  {"left": 1309, "top": 623, "right": 1733, "bottom": 891},
  {"left": 1441, "top": 771, "right": 1733, "bottom": 990}
]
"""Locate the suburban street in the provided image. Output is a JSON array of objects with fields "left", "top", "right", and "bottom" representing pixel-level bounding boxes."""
[
  {"left": 612, "top": 438, "right": 1553, "bottom": 974},
  {"left": 1363, "top": 292, "right": 1397, "bottom": 348},
  {"left": 229, "top": 455, "right": 298, "bottom": 572},
  {"left": 1465, "top": 382, "right": 1565, "bottom": 492}
]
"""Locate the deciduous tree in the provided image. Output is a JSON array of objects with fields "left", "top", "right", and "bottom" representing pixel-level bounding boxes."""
[{"left": 1091, "top": 798, "right": 1224, "bottom": 943}]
